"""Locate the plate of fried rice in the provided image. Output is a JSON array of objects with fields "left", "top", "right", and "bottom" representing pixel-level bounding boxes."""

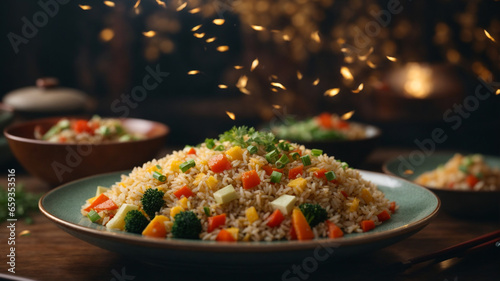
[
  {"left": 40, "top": 127, "right": 439, "bottom": 264},
  {"left": 384, "top": 152, "right": 500, "bottom": 218}
]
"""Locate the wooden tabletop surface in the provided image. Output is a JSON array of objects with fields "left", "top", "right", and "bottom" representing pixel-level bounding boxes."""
[{"left": 1, "top": 148, "right": 499, "bottom": 281}]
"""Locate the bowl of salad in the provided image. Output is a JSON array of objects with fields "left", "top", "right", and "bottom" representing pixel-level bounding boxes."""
[
  {"left": 4, "top": 116, "right": 169, "bottom": 185},
  {"left": 269, "top": 113, "right": 381, "bottom": 166}
]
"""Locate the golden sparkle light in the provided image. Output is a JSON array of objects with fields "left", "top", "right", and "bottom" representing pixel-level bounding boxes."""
[
  {"left": 367, "top": 61, "right": 377, "bottom": 69},
  {"left": 213, "top": 19, "right": 225, "bottom": 25},
  {"left": 484, "top": 29, "right": 496, "bottom": 43},
  {"left": 176, "top": 2, "right": 187, "bottom": 11},
  {"left": 340, "top": 67, "right": 354, "bottom": 81},
  {"left": 193, "top": 33, "right": 205, "bottom": 38},
  {"left": 99, "top": 28, "right": 114, "bottom": 42},
  {"left": 156, "top": 0, "right": 166, "bottom": 8},
  {"left": 133, "top": 0, "right": 141, "bottom": 9},
  {"left": 404, "top": 63, "right": 433, "bottom": 99},
  {"left": 187, "top": 70, "right": 200, "bottom": 75},
  {"left": 234, "top": 65, "right": 244, "bottom": 69},
  {"left": 206, "top": 37, "right": 216, "bottom": 43},
  {"left": 352, "top": 83, "right": 364, "bottom": 93},
  {"left": 217, "top": 46, "right": 230, "bottom": 52},
  {"left": 191, "top": 25, "right": 202, "bottom": 32},
  {"left": 271, "top": 88, "right": 278, "bottom": 92},
  {"left": 313, "top": 78, "right": 320, "bottom": 86},
  {"left": 20, "top": 230, "right": 31, "bottom": 236},
  {"left": 236, "top": 75, "right": 248, "bottom": 88},
  {"left": 386, "top": 56, "right": 397, "bottom": 62},
  {"left": 251, "top": 25, "right": 265, "bottom": 31},
  {"left": 283, "top": 34, "right": 291, "bottom": 41},
  {"left": 142, "top": 31, "right": 156, "bottom": 37},
  {"left": 226, "top": 111, "right": 236, "bottom": 120},
  {"left": 272, "top": 105, "right": 281, "bottom": 109},
  {"left": 79, "top": 5, "right": 92, "bottom": 10},
  {"left": 496, "top": 89, "right": 500, "bottom": 95},
  {"left": 271, "top": 82, "right": 286, "bottom": 90},
  {"left": 324, "top": 88, "right": 340, "bottom": 97},
  {"left": 218, "top": 84, "right": 228, "bottom": 89},
  {"left": 103, "top": 1, "right": 115, "bottom": 7},
  {"left": 239, "top": 88, "right": 251, "bottom": 95},
  {"left": 297, "top": 71, "right": 303, "bottom": 80},
  {"left": 250, "top": 59, "right": 259, "bottom": 71},
  {"left": 404, "top": 170, "right": 414, "bottom": 175},
  {"left": 189, "top": 8, "right": 200, "bottom": 14},
  {"left": 311, "top": 31, "right": 321, "bottom": 43},
  {"left": 341, "top": 110, "right": 355, "bottom": 120}
]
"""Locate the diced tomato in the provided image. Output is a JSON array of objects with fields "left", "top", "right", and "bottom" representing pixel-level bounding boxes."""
[
  {"left": 262, "top": 165, "right": 284, "bottom": 176},
  {"left": 208, "top": 154, "right": 232, "bottom": 173},
  {"left": 207, "top": 214, "right": 226, "bottom": 233},
  {"left": 316, "top": 113, "right": 334, "bottom": 129},
  {"left": 377, "top": 210, "right": 391, "bottom": 222},
  {"left": 389, "top": 201, "right": 396, "bottom": 213},
  {"left": 466, "top": 175, "right": 479, "bottom": 189},
  {"left": 173, "top": 185, "right": 194, "bottom": 199},
  {"left": 361, "top": 220, "right": 375, "bottom": 232},
  {"left": 288, "top": 165, "right": 304, "bottom": 179},
  {"left": 72, "top": 119, "right": 94, "bottom": 135},
  {"left": 266, "top": 209, "right": 285, "bottom": 227},
  {"left": 241, "top": 170, "right": 261, "bottom": 190},
  {"left": 187, "top": 147, "right": 196, "bottom": 155},
  {"left": 216, "top": 229, "right": 236, "bottom": 242},
  {"left": 340, "top": 190, "right": 349, "bottom": 198},
  {"left": 326, "top": 221, "right": 344, "bottom": 238},
  {"left": 289, "top": 224, "right": 297, "bottom": 240}
]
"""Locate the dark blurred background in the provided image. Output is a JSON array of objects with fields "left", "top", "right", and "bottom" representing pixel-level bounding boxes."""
[{"left": 1, "top": 0, "right": 500, "bottom": 154}]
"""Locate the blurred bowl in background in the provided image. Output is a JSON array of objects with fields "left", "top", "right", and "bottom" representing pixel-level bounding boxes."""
[
  {"left": 4, "top": 117, "right": 169, "bottom": 186},
  {"left": 383, "top": 153, "right": 500, "bottom": 219},
  {"left": 0, "top": 103, "right": 14, "bottom": 165}
]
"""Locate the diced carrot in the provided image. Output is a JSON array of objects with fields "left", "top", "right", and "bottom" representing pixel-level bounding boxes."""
[
  {"left": 173, "top": 185, "right": 194, "bottom": 199},
  {"left": 314, "top": 169, "right": 337, "bottom": 182},
  {"left": 142, "top": 215, "right": 169, "bottom": 238},
  {"left": 93, "top": 199, "right": 118, "bottom": 212},
  {"left": 326, "top": 221, "right": 344, "bottom": 238},
  {"left": 335, "top": 119, "right": 350, "bottom": 129},
  {"left": 361, "top": 220, "right": 375, "bottom": 232},
  {"left": 291, "top": 208, "right": 314, "bottom": 240},
  {"left": 289, "top": 224, "right": 297, "bottom": 240},
  {"left": 242, "top": 170, "right": 261, "bottom": 190},
  {"left": 389, "top": 201, "right": 396, "bottom": 213},
  {"left": 208, "top": 154, "right": 232, "bottom": 173},
  {"left": 466, "top": 175, "right": 479, "bottom": 189},
  {"left": 340, "top": 190, "right": 349, "bottom": 198},
  {"left": 84, "top": 194, "right": 114, "bottom": 212},
  {"left": 262, "top": 165, "right": 284, "bottom": 176},
  {"left": 216, "top": 229, "right": 236, "bottom": 242},
  {"left": 316, "top": 113, "right": 334, "bottom": 129},
  {"left": 288, "top": 165, "right": 304, "bottom": 179},
  {"left": 187, "top": 147, "right": 196, "bottom": 155},
  {"left": 377, "top": 210, "right": 391, "bottom": 222},
  {"left": 72, "top": 119, "right": 94, "bottom": 135},
  {"left": 59, "top": 136, "right": 67, "bottom": 143},
  {"left": 266, "top": 209, "right": 285, "bottom": 227},
  {"left": 207, "top": 213, "right": 226, "bottom": 233}
]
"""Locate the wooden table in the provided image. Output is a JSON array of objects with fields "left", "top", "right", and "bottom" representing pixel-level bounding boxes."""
[{"left": 1, "top": 149, "right": 499, "bottom": 281}]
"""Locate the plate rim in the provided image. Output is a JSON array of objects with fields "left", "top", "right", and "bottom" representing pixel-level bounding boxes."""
[
  {"left": 39, "top": 169, "right": 440, "bottom": 253},
  {"left": 382, "top": 152, "right": 500, "bottom": 194}
]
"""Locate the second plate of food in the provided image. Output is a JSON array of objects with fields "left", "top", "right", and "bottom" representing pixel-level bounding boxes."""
[{"left": 383, "top": 152, "right": 500, "bottom": 218}]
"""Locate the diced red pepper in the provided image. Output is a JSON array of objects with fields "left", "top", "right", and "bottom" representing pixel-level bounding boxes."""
[
  {"left": 266, "top": 209, "right": 285, "bottom": 227},
  {"left": 216, "top": 229, "right": 236, "bottom": 242},
  {"left": 241, "top": 170, "right": 261, "bottom": 190},
  {"left": 316, "top": 113, "right": 334, "bottom": 129},
  {"left": 72, "top": 119, "right": 94, "bottom": 135},
  {"left": 288, "top": 165, "right": 304, "bottom": 179},
  {"left": 340, "top": 190, "right": 349, "bottom": 198},
  {"left": 389, "top": 201, "right": 396, "bottom": 213},
  {"left": 207, "top": 214, "right": 226, "bottom": 233},
  {"left": 262, "top": 165, "right": 284, "bottom": 176},
  {"left": 84, "top": 194, "right": 117, "bottom": 212},
  {"left": 314, "top": 168, "right": 337, "bottom": 183},
  {"left": 208, "top": 154, "right": 232, "bottom": 173},
  {"left": 466, "top": 175, "right": 479, "bottom": 189},
  {"left": 173, "top": 185, "right": 194, "bottom": 199},
  {"left": 187, "top": 147, "right": 196, "bottom": 155},
  {"left": 361, "top": 220, "right": 375, "bottom": 232},
  {"left": 289, "top": 224, "right": 297, "bottom": 240},
  {"left": 377, "top": 210, "right": 391, "bottom": 222},
  {"left": 326, "top": 221, "right": 344, "bottom": 238}
]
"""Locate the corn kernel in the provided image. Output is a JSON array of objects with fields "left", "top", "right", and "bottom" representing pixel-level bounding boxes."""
[
  {"left": 360, "top": 188, "right": 373, "bottom": 203},
  {"left": 242, "top": 233, "right": 251, "bottom": 242},
  {"left": 349, "top": 198, "right": 360, "bottom": 212},
  {"left": 287, "top": 178, "right": 307, "bottom": 193},
  {"left": 179, "top": 197, "right": 189, "bottom": 209},
  {"left": 225, "top": 146, "right": 244, "bottom": 161},
  {"left": 226, "top": 227, "right": 239, "bottom": 240},
  {"left": 245, "top": 207, "right": 259, "bottom": 223},
  {"left": 87, "top": 196, "right": 97, "bottom": 204},
  {"left": 206, "top": 176, "right": 218, "bottom": 190},
  {"left": 307, "top": 167, "right": 319, "bottom": 172},
  {"left": 170, "top": 160, "right": 183, "bottom": 172},
  {"left": 193, "top": 173, "right": 206, "bottom": 186},
  {"left": 170, "top": 206, "right": 184, "bottom": 219}
]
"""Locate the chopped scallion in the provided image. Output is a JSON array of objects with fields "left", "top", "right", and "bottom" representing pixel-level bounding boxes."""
[
  {"left": 341, "top": 162, "right": 349, "bottom": 170},
  {"left": 275, "top": 154, "right": 290, "bottom": 169},
  {"left": 203, "top": 206, "right": 210, "bottom": 216},
  {"left": 155, "top": 164, "right": 162, "bottom": 170},
  {"left": 179, "top": 159, "right": 196, "bottom": 173},
  {"left": 325, "top": 171, "right": 336, "bottom": 181},
  {"left": 205, "top": 138, "right": 215, "bottom": 149},
  {"left": 266, "top": 150, "right": 279, "bottom": 164},
  {"left": 301, "top": 155, "right": 311, "bottom": 166},
  {"left": 278, "top": 141, "right": 290, "bottom": 151},
  {"left": 214, "top": 145, "right": 225, "bottom": 151},
  {"left": 87, "top": 210, "right": 101, "bottom": 223},
  {"left": 458, "top": 165, "right": 468, "bottom": 174},
  {"left": 247, "top": 145, "right": 258, "bottom": 154},
  {"left": 152, "top": 171, "right": 167, "bottom": 182},
  {"left": 311, "top": 149, "right": 323, "bottom": 156},
  {"left": 290, "top": 152, "right": 300, "bottom": 161},
  {"left": 270, "top": 171, "right": 282, "bottom": 183}
]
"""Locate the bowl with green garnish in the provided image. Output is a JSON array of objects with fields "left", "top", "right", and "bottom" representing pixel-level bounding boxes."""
[
  {"left": 4, "top": 116, "right": 169, "bottom": 186},
  {"left": 269, "top": 113, "right": 381, "bottom": 167}
]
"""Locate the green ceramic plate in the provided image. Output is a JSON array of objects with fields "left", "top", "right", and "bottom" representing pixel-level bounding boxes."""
[
  {"left": 39, "top": 170, "right": 439, "bottom": 265},
  {"left": 383, "top": 152, "right": 500, "bottom": 218}
]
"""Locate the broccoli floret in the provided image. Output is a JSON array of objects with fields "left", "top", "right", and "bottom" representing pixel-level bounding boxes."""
[
  {"left": 141, "top": 188, "right": 165, "bottom": 218},
  {"left": 124, "top": 210, "right": 149, "bottom": 234},
  {"left": 299, "top": 203, "right": 328, "bottom": 227},
  {"left": 171, "top": 211, "right": 202, "bottom": 239}
]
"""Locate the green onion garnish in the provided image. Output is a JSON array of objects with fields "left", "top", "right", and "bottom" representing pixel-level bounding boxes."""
[
  {"left": 278, "top": 141, "right": 290, "bottom": 151},
  {"left": 311, "top": 149, "right": 323, "bottom": 156},
  {"left": 266, "top": 150, "right": 279, "bottom": 164},
  {"left": 87, "top": 210, "right": 101, "bottom": 223},
  {"left": 463, "top": 156, "right": 473, "bottom": 167},
  {"left": 203, "top": 206, "right": 210, "bottom": 216},
  {"left": 97, "top": 126, "right": 110, "bottom": 136},
  {"left": 458, "top": 165, "right": 468, "bottom": 174},
  {"left": 214, "top": 145, "right": 225, "bottom": 151},
  {"left": 184, "top": 145, "right": 192, "bottom": 149},
  {"left": 205, "top": 138, "right": 215, "bottom": 149},
  {"left": 325, "top": 171, "right": 336, "bottom": 181},
  {"left": 155, "top": 164, "right": 162, "bottom": 170},
  {"left": 290, "top": 152, "right": 300, "bottom": 161},
  {"left": 476, "top": 172, "right": 483, "bottom": 179},
  {"left": 301, "top": 155, "right": 311, "bottom": 166},
  {"left": 270, "top": 171, "right": 282, "bottom": 183},
  {"left": 341, "top": 162, "right": 349, "bottom": 170},
  {"left": 275, "top": 154, "right": 290, "bottom": 169},
  {"left": 152, "top": 171, "right": 167, "bottom": 182},
  {"left": 247, "top": 145, "right": 258, "bottom": 154},
  {"left": 179, "top": 159, "right": 196, "bottom": 173}
]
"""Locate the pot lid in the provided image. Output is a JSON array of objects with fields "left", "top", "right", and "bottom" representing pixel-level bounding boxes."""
[{"left": 3, "top": 78, "right": 91, "bottom": 113}]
